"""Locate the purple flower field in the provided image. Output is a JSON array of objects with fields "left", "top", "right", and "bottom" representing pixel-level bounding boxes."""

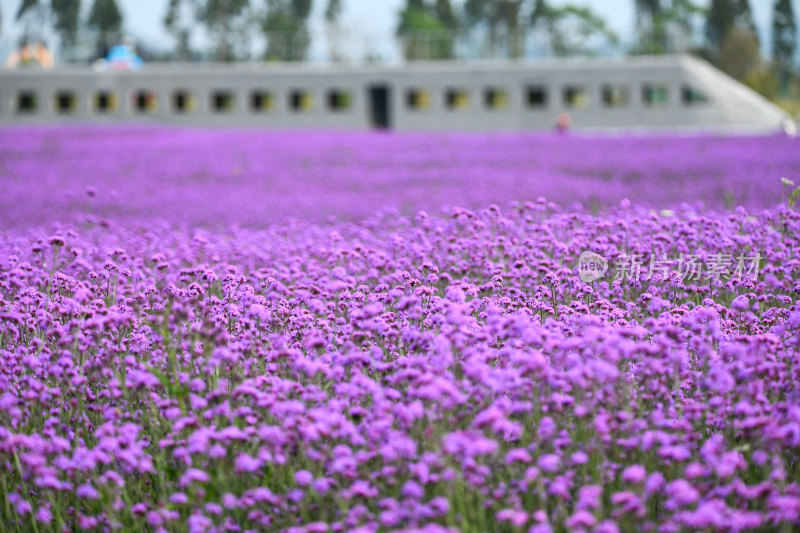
[
  {"left": 1, "top": 126, "right": 800, "bottom": 532},
  {"left": 2, "top": 126, "right": 800, "bottom": 228}
]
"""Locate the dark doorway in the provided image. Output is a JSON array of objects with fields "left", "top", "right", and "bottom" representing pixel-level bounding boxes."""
[{"left": 368, "top": 85, "right": 391, "bottom": 130}]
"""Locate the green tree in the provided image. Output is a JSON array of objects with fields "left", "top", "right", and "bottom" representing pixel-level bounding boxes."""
[
  {"left": 772, "top": 0, "right": 798, "bottom": 93},
  {"left": 88, "top": 0, "right": 122, "bottom": 54},
  {"left": 706, "top": 0, "right": 758, "bottom": 55},
  {"left": 704, "top": 0, "right": 777, "bottom": 99},
  {"left": 396, "top": 0, "right": 462, "bottom": 60},
  {"left": 667, "top": 0, "right": 706, "bottom": 36},
  {"left": 463, "top": 0, "right": 527, "bottom": 57},
  {"left": 435, "top": 0, "right": 457, "bottom": 28},
  {"left": 197, "top": 0, "right": 250, "bottom": 61},
  {"left": 15, "top": 0, "right": 40, "bottom": 20},
  {"left": 16, "top": 0, "right": 81, "bottom": 49},
  {"left": 51, "top": 0, "right": 80, "bottom": 46},
  {"left": 706, "top": 0, "right": 735, "bottom": 52},
  {"left": 531, "top": 1, "right": 618, "bottom": 57},
  {"left": 262, "top": 0, "right": 313, "bottom": 61},
  {"left": 633, "top": 0, "right": 663, "bottom": 51},
  {"left": 705, "top": 0, "right": 762, "bottom": 85},
  {"left": 717, "top": 25, "right": 761, "bottom": 80},
  {"left": 324, "top": 0, "right": 342, "bottom": 22},
  {"left": 435, "top": 0, "right": 459, "bottom": 57},
  {"left": 324, "top": 0, "right": 344, "bottom": 62},
  {"left": 291, "top": 0, "right": 312, "bottom": 19},
  {"left": 734, "top": 0, "right": 758, "bottom": 39},
  {"left": 398, "top": 1, "right": 453, "bottom": 60},
  {"left": 633, "top": 0, "right": 704, "bottom": 54},
  {"left": 14, "top": 0, "right": 45, "bottom": 55},
  {"left": 164, "top": 0, "right": 195, "bottom": 60}
]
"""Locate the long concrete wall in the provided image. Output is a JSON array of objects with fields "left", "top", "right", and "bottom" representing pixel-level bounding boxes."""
[{"left": 0, "top": 55, "right": 790, "bottom": 132}]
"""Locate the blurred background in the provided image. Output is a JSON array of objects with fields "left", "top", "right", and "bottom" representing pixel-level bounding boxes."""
[{"left": 0, "top": 0, "right": 798, "bottom": 115}]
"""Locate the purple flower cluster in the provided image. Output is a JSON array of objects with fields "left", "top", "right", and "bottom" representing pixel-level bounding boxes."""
[
  {"left": 0, "top": 127, "right": 799, "bottom": 532},
  {"left": 1, "top": 197, "right": 799, "bottom": 532}
]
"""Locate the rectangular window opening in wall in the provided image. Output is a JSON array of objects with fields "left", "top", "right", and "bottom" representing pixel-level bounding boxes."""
[
  {"left": 172, "top": 90, "right": 195, "bottom": 113},
  {"left": 526, "top": 86, "right": 548, "bottom": 108},
  {"left": 95, "top": 91, "right": 117, "bottom": 113},
  {"left": 682, "top": 85, "right": 708, "bottom": 105},
  {"left": 563, "top": 86, "right": 588, "bottom": 109},
  {"left": 55, "top": 91, "right": 77, "bottom": 114},
  {"left": 485, "top": 88, "right": 509, "bottom": 110},
  {"left": 328, "top": 90, "right": 351, "bottom": 111},
  {"left": 602, "top": 85, "right": 629, "bottom": 108},
  {"left": 290, "top": 90, "right": 313, "bottom": 112},
  {"left": 17, "top": 91, "right": 38, "bottom": 114},
  {"left": 643, "top": 84, "right": 669, "bottom": 106},
  {"left": 212, "top": 91, "right": 234, "bottom": 113},
  {"left": 445, "top": 88, "right": 469, "bottom": 110},
  {"left": 133, "top": 90, "right": 157, "bottom": 113},
  {"left": 251, "top": 91, "right": 273, "bottom": 112},
  {"left": 406, "top": 89, "right": 429, "bottom": 110}
]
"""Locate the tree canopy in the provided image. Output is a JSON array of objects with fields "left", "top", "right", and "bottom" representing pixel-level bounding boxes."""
[
  {"left": 324, "top": 0, "right": 342, "bottom": 23},
  {"left": 261, "top": 0, "right": 314, "bottom": 61},
  {"left": 632, "top": 0, "right": 704, "bottom": 54},
  {"left": 397, "top": 1, "right": 455, "bottom": 60},
  {"left": 197, "top": 0, "right": 250, "bottom": 61},
  {"left": 87, "top": 0, "right": 122, "bottom": 57},
  {"left": 531, "top": 1, "right": 618, "bottom": 57},
  {"left": 16, "top": 0, "right": 83, "bottom": 47},
  {"left": 163, "top": 0, "right": 195, "bottom": 59},
  {"left": 88, "top": 0, "right": 122, "bottom": 36},
  {"left": 772, "top": 0, "right": 797, "bottom": 91},
  {"left": 706, "top": 0, "right": 758, "bottom": 53}
]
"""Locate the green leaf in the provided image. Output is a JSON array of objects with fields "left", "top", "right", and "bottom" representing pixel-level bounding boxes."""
[{"left": 789, "top": 187, "right": 800, "bottom": 207}]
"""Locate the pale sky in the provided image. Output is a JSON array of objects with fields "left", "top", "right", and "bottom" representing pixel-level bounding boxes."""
[{"left": 0, "top": 0, "right": 786, "bottom": 60}]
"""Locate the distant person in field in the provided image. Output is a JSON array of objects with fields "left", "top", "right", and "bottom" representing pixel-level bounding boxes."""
[
  {"left": 95, "top": 36, "right": 143, "bottom": 71},
  {"left": 4, "top": 38, "right": 54, "bottom": 69},
  {"left": 556, "top": 112, "right": 571, "bottom": 135}
]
